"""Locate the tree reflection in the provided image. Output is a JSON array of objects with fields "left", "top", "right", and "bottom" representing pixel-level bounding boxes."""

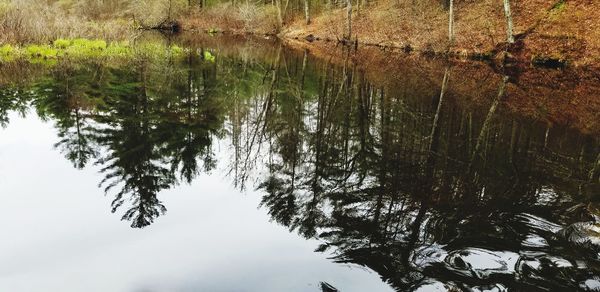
[
  {"left": 249, "top": 55, "right": 600, "bottom": 290},
  {"left": 90, "top": 55, "right": 224, "bottom": 228},
  {"left": 34, "top": 62, "right": 102, "bottom": 169},
  {"left": 0, "top": 52, "right": 225, "bottom": 228},
  {"left": 1, "top": 42, "right": 600, "bottom": 289}
]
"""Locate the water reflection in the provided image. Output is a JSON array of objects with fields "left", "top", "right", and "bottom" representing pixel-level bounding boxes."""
[{"left": 1, "top": 38, "right": 600, "bottom": 290}]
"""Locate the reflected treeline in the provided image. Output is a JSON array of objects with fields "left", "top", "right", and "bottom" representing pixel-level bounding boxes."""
[
  {"left": 241, "top": 49, "right": 600, "bottom": 290},
  {"left": 1, "top": 41, "right": 600, "bottom": 290},
  {"left": 1, "top": 50, "right": 225, "bottom": 228}
]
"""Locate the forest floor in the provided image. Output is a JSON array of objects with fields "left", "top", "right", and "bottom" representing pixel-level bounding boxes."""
[{"left": 181, "top": 0, "right": 600, "bottom": 68}]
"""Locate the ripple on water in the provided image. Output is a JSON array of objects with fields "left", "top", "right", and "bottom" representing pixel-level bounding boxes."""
[{"left": 444, "top": 248, "right": 519, "bottom": 280}]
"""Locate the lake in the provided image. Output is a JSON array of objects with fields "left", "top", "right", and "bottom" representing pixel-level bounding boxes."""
[{"left": 1, "top": 34, "right": 600, "bottom": 292}]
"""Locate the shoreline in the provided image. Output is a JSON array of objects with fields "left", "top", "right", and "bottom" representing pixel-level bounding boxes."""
[
  {"left": 175, "top": 31, "right": 600, "bottom": 136},
  {"left": 182, "top": 26, "right": 600, "bottom": 71},
  {"left": 180, "top": 0, "right": 600, "bottom": 70}
]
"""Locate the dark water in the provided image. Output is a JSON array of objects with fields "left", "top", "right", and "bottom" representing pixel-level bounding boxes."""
[{"left": 1, "top": 36, "right": 600, "bottom": 292}]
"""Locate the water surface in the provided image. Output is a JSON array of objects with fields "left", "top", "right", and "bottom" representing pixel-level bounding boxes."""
[{"left": 1, "top": 35, "right": 600, "bottom": 291}]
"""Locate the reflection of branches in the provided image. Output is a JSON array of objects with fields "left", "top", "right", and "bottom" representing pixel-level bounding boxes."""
[
  {"left": 96, "top": 122, "right": 175, "bottom": 228},
  {"left": 590, "top": 153, "right": 600, "bottom": 182},
  {"left": 254, "top": 56, "right": 600, "bottom": 290},
  {"left": 0, "top": 87, "right": 31, "bottom": 127},
  {"left": 469, "top": 75, "right": 509, "bottom": 170},
  {"left": 54, "top": 108, "right": 98, "bottom": 169},
  {"left": 228, "top": 46, "right": 283, "bottom": 188}
]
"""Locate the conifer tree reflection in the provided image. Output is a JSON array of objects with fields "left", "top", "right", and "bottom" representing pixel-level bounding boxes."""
[
  {"left": 3, "top": 43, "right": 600, "bottom": 288},
  {"left": 93, "top": 62, "right": 176, "bottom": 228},
  {"left": 91, "top": 55, "right": 222, "bottom": 228},
  {"left": 35, "top": 63, "right": 104, "bottom": 169},
  {"left": 158, "top": 52, "right": 222, "bottom": 184},
  {"left": 0, "top": 86, "right": 32, "bottom": 127}
]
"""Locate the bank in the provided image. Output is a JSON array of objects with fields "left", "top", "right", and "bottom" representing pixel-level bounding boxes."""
[{"left": 180, "top": 0, "right": 600, "bottom": 69}]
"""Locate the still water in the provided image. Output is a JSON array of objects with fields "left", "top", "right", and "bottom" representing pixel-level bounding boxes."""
[{"left": 1, "top": 35, "right": 600, "bottom": 291}]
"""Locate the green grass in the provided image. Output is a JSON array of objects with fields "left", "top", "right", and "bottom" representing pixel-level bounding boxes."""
[
  {"left": 53, "top": 38, "right": 72, "bottom": 48},
  {"left": 203, "top": 50, "right": 216, "bottom": 62},
  {"left": 0, "top": 44, "right": 15, "bottom": 55},
  {"left": 26, "top": 45, "right": 60, "bottom": 59},
  {"left": 0, "top": 38, "right": 189, "bottom": 64},
  {"left": 0, "top": 44, "right": 16, "bottom": 62}
]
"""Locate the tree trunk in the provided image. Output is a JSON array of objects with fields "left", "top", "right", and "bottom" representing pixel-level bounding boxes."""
[
  {"left": 448, "top": 0, "right": 454, "bottom": 43},
  {"left": 276, "top": 0, "right": 284, "bottom": 28},
  {"left": 345, "top": 0, "right": 352, "bottom": 39},
  {"left": 304, "top": 0, "right": 310, "bottom": 24},
  {"left": 503, "top": 0, "right": 515, "bottom": 43}
]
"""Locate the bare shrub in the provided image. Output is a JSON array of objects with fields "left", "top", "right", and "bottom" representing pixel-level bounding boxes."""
[
  {"left": 130, "top": 0, "right": 188, "bottom": 27},
  {"left": 0, "top": 0, "right": 133, "bottom": 44},
  {"left": 238, "top": 2, "right": 279, "bottom": 33}
]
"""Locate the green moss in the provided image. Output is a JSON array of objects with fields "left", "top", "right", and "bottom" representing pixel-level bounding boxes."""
[
  {"left": 26, "top": 45, "right": 60, "bottom": 59},
  {"left": 71, "top": 38, "right": 107, "bottom": 50},
  {"left": 1, "top": 38, "right": 187, "bottom": 65},
  {"left": 103, "top": 42, "right": 133, "bottom": 57},
  {"left": 53, "top": 38, "right": 72, "bottom": 48},
  {"left": 170, "top": 45, "right": 185, "bottom": 56},
  {"left": 203, "top": 50, "right": 216, "bottom": 62},
  {"left": 0, "top": 44, "right": 15, "bottom": 54},
  {"left": 0, "top": 44, "right": 16, "bottom": 62},
  {"left": 61, "top": 39, "right": 109, "bottom": 58}
]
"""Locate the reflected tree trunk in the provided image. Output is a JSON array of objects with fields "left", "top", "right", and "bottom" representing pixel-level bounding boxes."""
[
  {"left": 590, "top": 152, "right": 600, "bottom": 182},
  {"left": 509, "top": 120, "right": 519, "bottom": 163},
  {"left": 544, "top": 124, "right": 550, "bottom": 149},
  {"left": 470, "top": 75, "right": 508, "bottom": 166},
  {"left": 429, "top": 67, "right": 450, "bottom": 153},
  {"left": 373, "top": 88, "right": 389, "bottom": 229}
]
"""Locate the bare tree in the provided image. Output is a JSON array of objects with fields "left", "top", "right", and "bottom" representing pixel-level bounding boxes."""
[
  {"left": 503, "top": 0, "right": 515, "bottom": 43},
  {"left": 448, "top": 0, "right": 454, "bottom": 43},
  {"left": 275, "top": 0, "right": 289, "bottom": 28},
  {"left": 304, "top": 0, "right": 310, "bottom": 24},
  {"left": 345, "top": 0, "right": 352, "bottom": 40}
]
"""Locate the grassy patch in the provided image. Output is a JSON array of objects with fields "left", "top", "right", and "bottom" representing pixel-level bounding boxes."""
[
  {"left": 0, "top": 38, "right": 188, "bottom": 64},
  {"left": 26, "top": 45, "right": 60, "bottom": 59},
  {"left": 0, "top": 44, "right": 16, "bottom": 62},
  {"left": 202, "top": 50, "right": 216, "bottom": 62}
]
